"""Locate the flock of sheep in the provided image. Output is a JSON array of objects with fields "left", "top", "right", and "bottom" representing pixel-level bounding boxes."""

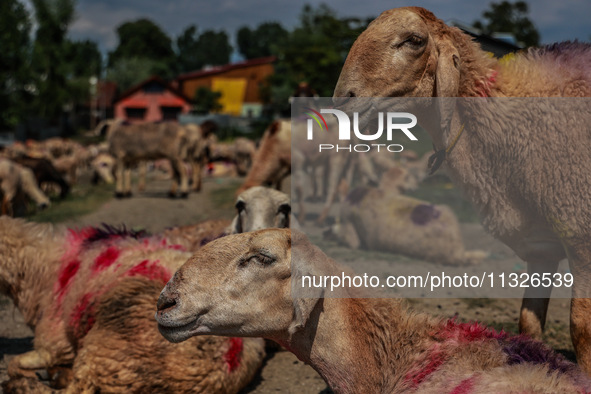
[{"left": 1, "top": 5, "right": 591, "bottom": 393}]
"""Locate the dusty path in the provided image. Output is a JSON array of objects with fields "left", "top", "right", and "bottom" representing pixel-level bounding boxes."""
[{"left": 0, "top": 175, "right": 574, "bottom": 393}]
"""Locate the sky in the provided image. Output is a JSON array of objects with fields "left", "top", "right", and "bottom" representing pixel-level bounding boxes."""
[{"left": 25, "top": 0, "right": 591, "bottom": 55}]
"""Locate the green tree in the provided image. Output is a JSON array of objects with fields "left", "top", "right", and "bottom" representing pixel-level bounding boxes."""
[
  {"left": 473, "top": 1, "right": 540, "bottom": 47},
  {"left": 30, "top": 0, "right": 76, "bottom": 121},
  {"left": 176, "top": 26, "right": 232, "bottom": 73},
  {"left": 192, "top": 86, "right": 222, "bottom": 114},
  {"left": 64, "top": 39, "right": 103, "bottom": 107},
  {"left": 106, "top": 57, "right": 170, "bottom": 92},
  {"left": 267, "top": 4, "right": 372, "bottom": 114},
  {"left": 237, "top": 22, "right": 288, "bottom": 59},
  {"left": 108, "top": 19, "right": 175, "bottom": 72},
  {"left": 64, "top": 39, "right": 102, "bottom": 79},
  {"left": 0, "top": 0, "right": 33, "bottom": 130}
]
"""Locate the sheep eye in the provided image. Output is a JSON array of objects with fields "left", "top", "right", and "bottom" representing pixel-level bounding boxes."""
[
  {"left": 238, "top": 252, "right": 276, "bottom": 267},
  {"left": 402, "top": 34, "right": 424, "bottom": 48},
  {"left": 252, "top": 253, "right": 275, "bottom": 265},
  {"left": 235, "top": 200, "right": 245, "bottom": 213}
]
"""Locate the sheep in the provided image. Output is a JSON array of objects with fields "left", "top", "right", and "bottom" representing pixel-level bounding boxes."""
[
  {"left": 233, "top": 137, "right": 256, "bottom": 176},
  {"left": 0, "top": 217, "right": 264, "bottom": 393},
  {"left": 104, "top": 120, "right": 191, "bottom": 198},
  {"left": 327, "top": 168, "right": 486, "bottom": 266},
  {"left": 332, "top": 6, "right": 591, "bottom": 371},
  {"left": 237, "top": 120, "right": 291, "bottom": 195},
  {"left": 157, "top": 229, "right": 591, "bottom": 393},
  {"left": 162, "top": 186, "right": 293, "bottom": 251},
  {"left": 11, "top": 155, "right": 70, "bottom": 199},
  {"left": 0, "top": 158, "right": 50, "bottom": 216}
]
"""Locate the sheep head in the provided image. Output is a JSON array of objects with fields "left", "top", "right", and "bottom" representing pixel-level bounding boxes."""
[
  {"left": 157, "top": 229, "right": 294, "bottom": 342},
  {"left": 156, "top": 229, "right": 326, "bottom": 343},
  {"left": 334, "top": 7, "right": 495, "bottom": 100},
  {"left": 230, "top": 186, "right": 291, "bottom": 233}
]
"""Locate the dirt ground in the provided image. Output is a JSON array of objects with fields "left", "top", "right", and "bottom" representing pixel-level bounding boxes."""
[{"left": 0, "top": 173, "right": 575, "bottom": 393}]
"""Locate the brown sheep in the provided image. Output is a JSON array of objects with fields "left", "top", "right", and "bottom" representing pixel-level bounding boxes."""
[
  {"left": 237, "top": 120, "right": 291, "bottom": 195},
  {"left": 0, "top": 217, "right": 264, "bottom": 392},
  {"left": 157, "top": 229, "right": 591, "bottom": 393},
  {"left": 105, "top": 120, "right": 191, "bottom": 198},
  {"left": 333, "top": 6, "right": 591, "bottom": 371}
]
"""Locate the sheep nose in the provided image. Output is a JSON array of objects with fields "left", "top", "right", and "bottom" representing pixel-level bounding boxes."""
[{"left": 157, "top": 292, "right": 178, "bottom": 315}]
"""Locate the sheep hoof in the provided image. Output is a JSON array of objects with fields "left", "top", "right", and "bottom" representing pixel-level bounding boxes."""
[
  {"left": 167, "top": 191, "right": 177, "bottom": 199},
  {"left": 124, "top": 191, "right": 132, "bottom": 198},
  {"left": 115, "top": 192, "right": 125, "bottom": 199},
  {"left": 180, "top": 192, "right": 189, "bottom": 199}
]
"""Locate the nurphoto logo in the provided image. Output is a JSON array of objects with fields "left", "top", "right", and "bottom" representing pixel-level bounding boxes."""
[{"left": 305, "top": 107, "right": 419, "bottom": 153}]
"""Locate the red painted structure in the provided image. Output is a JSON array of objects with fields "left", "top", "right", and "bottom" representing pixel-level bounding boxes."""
[{"left": 114, "top": 76, "right": 191, "bottom": 123}]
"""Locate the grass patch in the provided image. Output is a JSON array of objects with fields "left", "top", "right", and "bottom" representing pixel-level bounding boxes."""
[
  {"left": 208, "top": 178, "right": 242, "bottom": 210},
  {"left": 28, "top": 182, "right": 114, "bottom": 224}
]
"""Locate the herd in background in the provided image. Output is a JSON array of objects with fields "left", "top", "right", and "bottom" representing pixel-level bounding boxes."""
[{"left": 0, "top": 119, "right": 259, "bottom": 216}]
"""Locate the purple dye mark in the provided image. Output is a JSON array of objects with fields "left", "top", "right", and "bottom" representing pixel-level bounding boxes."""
[
  {"left": 502, "top": 335, "right": 577, "bottom": 375},
  {"left": 410, "top": 204, "right": 441, "bottom": 226}
]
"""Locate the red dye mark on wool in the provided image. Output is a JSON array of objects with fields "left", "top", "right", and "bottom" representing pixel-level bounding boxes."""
[
  {"left": 437, "top": 319, "right": 506, "bottom": 343},
  {"left": 93, "top": 246, "right": 120, "bottom": 272},
  {"left": 69, "top": 292, "right": 96, "bottom": 339},
  {"left": 126, "top": 260, "right": 171, "bottom": 283},
  {"left": 225, "top": 337, "right": 243, "bottom": 372},
  {"left": 404, "top": 345, "right": 445, "bottom": 387},
  {"left": 55, "top": 259, "right": 81, "bottom": 302},
  {"left": 450, "top": 377, "right": 475, "bottom": 394}
]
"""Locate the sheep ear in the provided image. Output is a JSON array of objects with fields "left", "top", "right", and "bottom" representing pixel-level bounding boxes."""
[
  {"left": 230, "top": 214, "right": 242, "bottom": 234},
  {"left": 289, "top": 233, "right": 325, "bottom": 335},
  {"left": 434, "top": 38, "right": 461, "bottom": 137}
]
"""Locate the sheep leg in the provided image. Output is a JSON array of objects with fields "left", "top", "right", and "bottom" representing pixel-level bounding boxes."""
[
  {"left": 167, "top": 161, "right": 180, "bottom": 198},
  {"left": 123, "top": 168, "right": 132, "bottom": 197},
  {"left": 178, "top": 159, "right": 189, "bottom": 197},
  {"left": 317, "top": 154, "right": 349, "bottom": 224},
  {"left": 114, "top": 158, "right": 125, "bottom": 198},
  {"left": 191, "top": 160, "right": 202, "bottom": 192},
  {"left": 137, "top": 161, "right": 146, "bottom": 192},
  {"left": 2, "top": 194, "right": 13, "bottom": 216},
  {"left": 7, "top": 349, "right": 53, "bottom": 379},
  {"left": 518, "top": 259, "right": 559, "bottom": 340}
]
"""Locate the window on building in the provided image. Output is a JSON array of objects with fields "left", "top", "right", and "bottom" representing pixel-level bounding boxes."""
[
  {"left": 161, "top": 106, "right": 182, "bottom": 121},
  {"left": 125, "top": 107, "right": 146, "bottom": 120},
  {"left": 143, "top": 81, "right": 165, "bottom": 93}
]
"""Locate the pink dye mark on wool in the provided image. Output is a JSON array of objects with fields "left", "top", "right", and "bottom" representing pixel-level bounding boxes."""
[
  {"left": 437, "top": 319, "right": 507, "bottom": 343},
  {"left": 404, "top": 345, "right": 445, "bottom": 387},
  {"left": 224, "top": 337, "right": 243, "bottom": 372},
  {"left": 61, "top": 227, "right": 98, "bottom": 264},
  {"left": 450, "top": 376, "right": 475, "bottom": 394},
  {"left": 55, "top": 259, "right": 81, "bottom": 303},
  {"left": 125, "top": 260, "right": 171, "bottom": 284},
  {"left": 93, "top": 246, "right": 120, "bottom": 272},
  {"left": 476, "top": 70, "right": 498, "bottom": 97},
  {"left": 69, "top": 292, "right": 96, "bottom": 339}
]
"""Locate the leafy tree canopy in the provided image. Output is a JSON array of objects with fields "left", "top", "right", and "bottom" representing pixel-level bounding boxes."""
[{"left": 473, "top": 1, "right": 540, "bottom": 47}]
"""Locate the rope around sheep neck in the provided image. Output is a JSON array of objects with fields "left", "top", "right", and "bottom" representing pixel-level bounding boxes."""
[{"left": 428, "top": 123, "right": 465, "bottom": 175}]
